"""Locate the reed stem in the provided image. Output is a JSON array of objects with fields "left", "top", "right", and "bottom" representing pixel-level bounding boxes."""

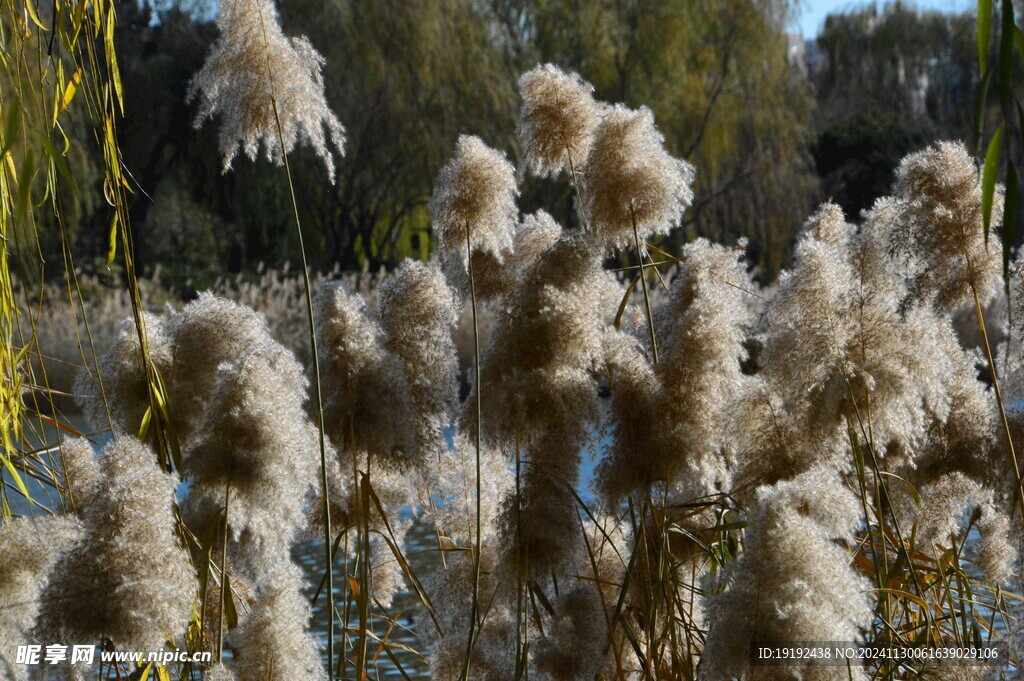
[
  {"left": 217, "top": 484, "right": 230, "bottom": 663},
  {"left": 972, "top": 287, "right": 1024, "bottom": 519},
  {"left": 255, "top": 5, "right": 335, "bottom": 674},
  {"left": 460, "top": 220, "right": 484, "bottom": 681},
  {"left": 631, "top": 204, "right": 659, "bottom": 364}
]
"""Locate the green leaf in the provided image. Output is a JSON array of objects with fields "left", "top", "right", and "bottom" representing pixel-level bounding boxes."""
[
  {"left": 999, "top": 0, "right": 1016, "bottom": 110},
  {"left": 982, "top": 126, "right": 1004, "bottom": 240},
  {"left": 37, "top": 130, "right": 72, "bottom": 185},
  {"left": 979, "top": 0, "right": 993, "bottom": 71},
  {"left": 0, "top": 99, "right": 22, "bottom": 160},
  {"left": 0, "top": 450, "right": 30, "bottom": 500},
  {"left": 14, "top": 150, "right": 35, "bottom": 221}
]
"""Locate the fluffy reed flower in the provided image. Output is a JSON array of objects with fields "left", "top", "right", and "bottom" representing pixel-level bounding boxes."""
[
  {"left": 204, "top": 663, "right": 237, "bottom": 681},
  {"left": 35, "top": 437, "right": 197, "bottom": 652},
  {"left": 470, "top": 232, "right": 617, "bottom": 575},
  {"left": 849, "top": 305, "right": 957, "bottom": 459},
  {"left": 976, "top": 507, "right": 1015, "bottom": 585},
  {"left": 534, "top": 583, "right": 609, "bottom": 681},
  {"left": 429, "top": 135, "right": 519, "bottom": 266},
  {"left": 378, "top": 259, "right": 459, "bottom": 466},
  {"left": 74, "top": 311, "right": 172, "bottom": 437},
  {"left": 229, "top": 563, "right": 326, "bottom": 681},
  {"left": 598, "top": 240, "right": 752, "bottom": 502},
  {"left": 443, "top": 208, "right": 563, "bottom": 301},
  {"left": 184, "top": 341, "right": 319, "bottom": 576},
  {"left": 368, "top": 541, "right": 408, "bottom": 609},
  {"left": 840, "top": 200, "right": 965, "bottom": 462},
  {"left": 517, "top": 64, "right": 599, "bottom": 178},
  {"left": 498, "top": 432, "right": 587, "bottom": 577},
  {"left": 887, "top": 291, "right": 997, "bottom": 494},
  {"left": 472, "top": 232, "right": 615, "bottom": 450},
  {"left": 597, "top": 329, "right": 665, "bottom": 504},
  {"left": 732, "top": 377, "right": 847, "bottom": 492},
  {"left": 314, "top": 282, "right": 416, "bottom": 467},
  {"left": 424, "top": 548, "right": 516, "bottom": 681},
  {"left": 896, "top": 472, "right": 985, "bottom": 551},
  {"left": 700, "top": 469, "right": 873, "bottom": 681},
  {"left": 756, "top": 202, "right": 961, "bottom": 474},
  {"left": 427, "top": 432, "right": 513, "bottom": 547},
  {"left": 188, "top": 0, "right": 345, "bottom": 180},
  {"left": 892, "top": 472, "right": 1015, "bottom": 583},
  {"left": 1001, "top": 253, "right": 1024, "bottom": 409},
  {"left": 515, "top": 209, "right": 563, "bottom": 270},
  {"left": 580, "top": 104, "right": 694, "bottom": 250},
  {"left": 59, "top": 437, "right": 101, "bottom": 509},
  {"left": 578, "top": 514, "right": 630, "bottom": 604},
  {"left": 445, "top": 248, "right": 515, "bottom": 301},
  {"left": 656, "top": 239, "right": 752, "bottom": 497},
  {"left": 851, "top": 197, "right": 908, "bottom": 305},
  {"left": 0, "top": 516, "right": 83, "bottom": 681},
  {"left": 737, "top": 205, "right": 857, "bottom": 488},
  {"left": 892, "top": 140, "right": 1003, "bottom": 311},
  {"left": 920, "top": 668, "right": 989, "bottom": 681},
  {"left": 170, "top": 293, "right": 275, "bottom": 446},
  {"left": 759, "top": 203, "right": 855, "bottom": 409}
]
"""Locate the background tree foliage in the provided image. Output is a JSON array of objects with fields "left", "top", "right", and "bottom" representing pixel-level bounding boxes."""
[
  {"left": 812, "top": 3, "right": 979, "bottom": 216},
  {"left": 36, "top": 0, "right": 1013, "bottom": 290}
]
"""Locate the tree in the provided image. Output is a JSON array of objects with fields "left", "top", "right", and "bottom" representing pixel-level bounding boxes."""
[{"left": 811, "top": 2, "right": 979, "bottom": 217}]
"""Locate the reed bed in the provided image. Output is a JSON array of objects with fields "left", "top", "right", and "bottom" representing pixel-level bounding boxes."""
[{"left": 2, "top": 1, "right": 1024, "bottom": 680}]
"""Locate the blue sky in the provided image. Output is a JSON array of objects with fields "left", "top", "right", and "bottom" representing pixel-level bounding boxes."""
[{"left": 793, "top": 0, "right": 975, "bottom": 36}]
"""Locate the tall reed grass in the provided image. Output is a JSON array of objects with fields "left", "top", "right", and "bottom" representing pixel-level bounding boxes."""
[{"left": 2, "top": 2, "right": 1024, "bottom": 680}]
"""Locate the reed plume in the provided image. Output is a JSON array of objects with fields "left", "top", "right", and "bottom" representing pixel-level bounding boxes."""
[
  {"left": 188, "top": 0, "right": 345, "bottom": 179},
  {"left": 182, "top": 340, "right": 320, "bottom": 577},
  {"left": 0, "top": 516, "right": 83, "bottom": 681},
  {"left": 700, "top": 469, "right": 874, "bottom": 681},
  {"left": 228, "top": 563, "right": 327, "bottom": 681},
  {"left": 430, "top": 135, "right": 519, "bottom": 268},
  {"left": 34, "top": 437, "right": 197, "bottom": 653},
  {"left": 580, "top": 104, "right": 695, "bottom": 251},
  {"left": 518, "top": 64, "right": 599, "bottom": 179}
]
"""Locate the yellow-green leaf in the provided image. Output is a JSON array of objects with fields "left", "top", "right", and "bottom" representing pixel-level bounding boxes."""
[
  {"left": 982, "top": 126, "right": 1003, "bottom": 239},
  {"left": 106, "top": 211, "right": 119, "bottom": 269},
  {"left": 105, "top": 10, "right": 124, "bottom": 113},
  {"left": 61, "top": 68, "right": 83, "bottom": 113},
  {"left": 0, "top": 450, "right": 30, "bottom": 500},
  {"left": 24, "top": 0, "right": 47, "bottom": 29},
  {"left": 979, "top": 0, "right": 993, "bottom": 71}
]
